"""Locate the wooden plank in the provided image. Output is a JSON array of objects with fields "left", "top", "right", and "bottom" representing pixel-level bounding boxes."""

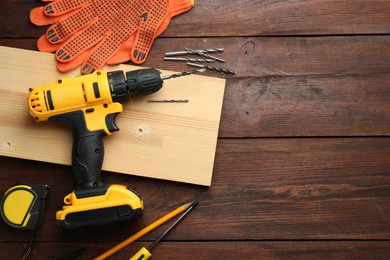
[
  {"left": 0, "top": 241, "right": 389, "bottom": 259},
  {"left": 220, "top": 74, "right": 390, "bottom": 137},
  {"left": 0, "top": 46, "right": 226, "bottom": 186},
  {"left": 2, "top": 1, "right": 390, "bottom": 37},
  {"left": 176, "top": 0, "right": 390, "bottom": 36},
  {"left": 0, "top": 137, "right": 389, "bottom": 241}
]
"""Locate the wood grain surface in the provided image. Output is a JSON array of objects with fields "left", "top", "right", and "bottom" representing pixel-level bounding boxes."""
[{"left": 0, "top": 0, "right": 389, "bottom": 259}]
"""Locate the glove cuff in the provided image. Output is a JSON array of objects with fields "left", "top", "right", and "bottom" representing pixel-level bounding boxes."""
[{"left": 170, "top": 0, "right": 194, "bottom": 17}]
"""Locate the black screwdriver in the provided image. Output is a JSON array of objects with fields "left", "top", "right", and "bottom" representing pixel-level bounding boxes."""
[{"left": 129, "top": 201, "right": 198, "bottom": 260}]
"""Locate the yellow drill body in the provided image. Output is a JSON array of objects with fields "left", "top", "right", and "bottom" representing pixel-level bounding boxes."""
[{"left": 28, "top": 71, "right": 122, "bottom": 134}]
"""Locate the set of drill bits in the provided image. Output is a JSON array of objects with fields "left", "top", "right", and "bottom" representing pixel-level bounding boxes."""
[
  {"left": 164, "top": 48, "right": 236, "bottom": 75},
  {"left": 150, "top": 48, "right": 233, "bottom": 103}
]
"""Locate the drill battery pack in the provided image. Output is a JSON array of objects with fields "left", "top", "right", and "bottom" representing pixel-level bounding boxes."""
[{"left": 56, "top": 184, "right": 143, "bottom": 229}]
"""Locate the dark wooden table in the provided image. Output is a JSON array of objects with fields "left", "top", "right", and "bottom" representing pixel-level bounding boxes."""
[{"left": 1, "top": 1, "right": 390, "bottom": 259}]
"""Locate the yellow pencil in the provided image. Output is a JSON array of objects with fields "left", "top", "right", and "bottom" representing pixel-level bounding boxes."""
[{"left": 94, "top": 201, "right": 196, "bottom": 260}]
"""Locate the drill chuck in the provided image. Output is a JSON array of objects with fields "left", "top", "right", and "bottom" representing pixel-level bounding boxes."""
[{"left": 108, "top": 69, "right": 163, "bottom": 102}]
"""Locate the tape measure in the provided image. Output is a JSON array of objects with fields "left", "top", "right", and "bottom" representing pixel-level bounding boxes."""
[{"left": 0, "top": 184, "right": 49, "bottom": 230}]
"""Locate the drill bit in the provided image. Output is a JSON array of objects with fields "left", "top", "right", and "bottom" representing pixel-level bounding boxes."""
[
  {"left": 164, "top": 57, "right": 216, "bottom": 63},
  {"left": 185, "top": 48, "right": 225, "bottom": 63},
  {"left": 187, "top": 62, "right": 236, "bottom": 75},
  {"left": 165, "top": 48, "right": 224, "bottom": 57},
  {"left": 147, "top": 99, "right": 189, "bottom": 103},
  {"left": 162, "top": 68, "right": 206, "bottom": 80}
]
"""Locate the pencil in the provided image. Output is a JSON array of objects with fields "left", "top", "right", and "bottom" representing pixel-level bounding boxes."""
[{"left": 94, "top": 201, "right": 196, "bottom": 260}]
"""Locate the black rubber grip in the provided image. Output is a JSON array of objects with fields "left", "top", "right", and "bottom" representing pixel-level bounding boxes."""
[{"left": 49, "top": 111, "right": 107, "bottom": 198}]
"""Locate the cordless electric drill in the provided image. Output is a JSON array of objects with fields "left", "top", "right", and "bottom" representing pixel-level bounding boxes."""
[{"left": 27, "top": 68, "right": 201, "bottom": 228}]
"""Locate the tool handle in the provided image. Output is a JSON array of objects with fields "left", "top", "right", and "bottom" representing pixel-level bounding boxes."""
[
  {"left": 129, "top": 247, "right": 151, "bottom": 260},
  {"left": 49, "top": 111, "right": 107, "bottom": 197}
]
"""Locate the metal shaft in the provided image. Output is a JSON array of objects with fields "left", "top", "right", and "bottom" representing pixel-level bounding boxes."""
[
  {"left": 164, "top": 57, "right": 216, "bottom": 63},
  {"left": 165, "top": 48, "right": 224, "bottom": 57},
  {"left": 147, "top": 201, "right": 198, "bottom": 252},
  {"left": 185, "top": 48, "right": 225, "bottom": 63},
  {"left": 147, "top": 99, "right": 189, "bottom": 103},
  {"left": 187, "top": 62, "right": 236, "bottom": 75},
  {"left": 162, "top": 68, "right": 206, "bottom": 80}
]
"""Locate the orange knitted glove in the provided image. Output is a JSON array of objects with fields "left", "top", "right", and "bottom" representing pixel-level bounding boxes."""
[{"left": 30, "top": 0, "right": 194, "bottom": 74}]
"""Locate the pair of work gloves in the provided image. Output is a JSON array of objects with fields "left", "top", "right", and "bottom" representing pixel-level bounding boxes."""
[{"left": 30, "top": 0, "right": 194, "bottom": 74}]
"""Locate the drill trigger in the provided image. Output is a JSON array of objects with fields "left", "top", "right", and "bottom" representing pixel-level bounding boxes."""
[{"left": 106, "top": 113, "right": 120, "bottom": 133}]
